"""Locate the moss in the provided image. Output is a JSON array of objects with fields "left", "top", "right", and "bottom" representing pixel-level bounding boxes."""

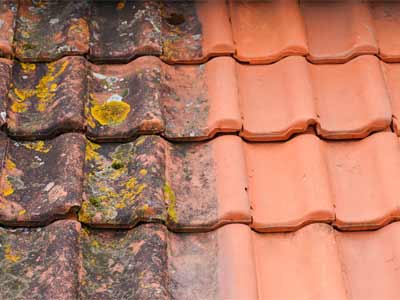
[
  {"left": 164, "top": 182, "right": 177, "bottom": 223},
  {"left": 91, "top": 100, "right": 130, "bottom": 126},
  {"left": 89, "top": 197, "right": 102, "bottom": 208},
  {"left": 111, "top": 160, "right": 124, "bottom": 170}
]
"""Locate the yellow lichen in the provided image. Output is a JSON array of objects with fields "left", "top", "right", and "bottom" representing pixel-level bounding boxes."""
[
  {"left": 91, "top": 100, "right": 130, "bottom": 126},
  {"left": 22, "top": 141, "right": 52, "bottom": 153},
  {"left": 85, "top": 141, "right": 101, "bottom": 161},
  {"left": 85, "top": 106, "right": 96, "bottom": 128},
  {"left": 4, "top": 244, "right": 20, "bottom": 263},
  {"left": 91, "top": 240, "right": 100, "bottom": 248},
  {"left": 5, "top": 159, "right": 16, "bottom": 171},
  {"left": 10, "top": 101, "right": 28, "bottom": 113},
  {"left": 20, "top": 63, "right": 36, "bottom": 73},
  {"left": 2, "top": 177, "right": 14, "bottom": 196},
  {"left": 18, "top": 209, "right": 26, "bottom": 216},
  {"left": 164, "top": 182, "right": 177, "bottom": 223},
  {"left": 139, "top": 169, "right": 147, "bottom": 176}
]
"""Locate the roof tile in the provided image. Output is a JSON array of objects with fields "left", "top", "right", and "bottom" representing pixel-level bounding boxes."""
[
  {"left": 14, "top": 0, "right": 89, "bottom": 62},
  {"left": 0, "top": 133, "right": 85, "bottom": 226},
  {"left": 230, "top": 0, "right": 308, "bottom": 63},
  {"left": 89, "top": 1, "right": 162, "bottom": 62},
  {"left": 0, "top": 220, "right": 81, "bottom": 300},
  {"left": 7, "top": 56, "right": 86, "bottom": 138},
  {"left": 0, "top": 58, "right": 11, "bottom": 127},
  {"left": 0, "top": 1, "right": 16, "bottom": 57}
]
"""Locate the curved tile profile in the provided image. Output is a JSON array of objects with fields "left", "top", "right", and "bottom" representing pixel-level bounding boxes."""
[
  {"left": 239, "top": 55, "right": 392, "bottom": 141},
  {"left": 0, "top": 1, "right": 16, "bottom": 57},
  {"left": 229, "top": 0, "right": 308, "bottom": 64},
  {"left": 14, "top": 0, "right": 89, "bottom": 62},
  {"left": 326, "top": 131, "right": 400, "bottom": 230},
  {"left": 7, "top": 56, "right": 86, "bottom": 139},
  {"left": 0, "top": 220, "right": 81, "bottom": 300},
  {"left": 245, "top": 134, "right": 334, "bottom": 232},
  {"left": 0, "top": 133, "right": 85, "bottom": 226},
  {"left": 80, "top": 135, "right": 250, "bottom": 230},
  {"left": 86, "top": 56, "right": 164, "bottom": 141},
  {"left": 381, "top": 61, "right": 400, "bottom": 136}
]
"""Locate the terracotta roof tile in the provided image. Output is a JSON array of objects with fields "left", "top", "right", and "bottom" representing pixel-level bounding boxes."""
[
  {"left": 7, "top": 56, "right": 86, "bottom": 138},
  {"left": 0, "top": 133, "right": 85, "bottom": 226},
  {"left": 0, "top": 58, "right": 11, "bottom": 127},
  {"left": 14, "top": 1, "right": 89, "bottom": 62},
  {"left": 0, "top": 1, "right": 16, "bottom": 57},
  {"left": 229, "top": 0, "right": 308, "bottom": 63}
]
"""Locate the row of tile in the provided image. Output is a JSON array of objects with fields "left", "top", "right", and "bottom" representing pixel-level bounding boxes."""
[
  {"left": 1, "top": 55, "right": 400, "bottom": 141},
  {"left": 2, "top": 131, "right": 400, "bottom": 231},
  {"left": 1, "top": 1, "right": 400, "bottom": 63},
  {"left": 2, "top": 220, "right": 400, "bottom": 300}
]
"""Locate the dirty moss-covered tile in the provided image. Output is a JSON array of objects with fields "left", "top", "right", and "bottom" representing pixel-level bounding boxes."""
[
  {"left": 161, "top": 1, "right": 203, "bottom": 62},
  {"left": 0, "top": 220, "right": 81, "bottom": 300},
  {"left": 0, "top": 0, "right": 16, "bottom": 57},
  {"left": 89, "top": 0, "right": 162, "bottom": 62},
  {"left": 0, "top": 58, "right": 11, "bottom": 126},
  {"left": 80, "top": 224, "right": 169, "bottom": 300},
  {"left": 160, "top": 63, "right": 210, "bottom": 140},
  {"left": 0, "top": 133, "right": 85, "bottom": 226},
  {"left": 86, "top": 57, "right": 164, "bottom": 141},
  {"left": 14, "top": 0, "right": 89, "bottom": 61},
  {"left": 7, "top": 57, "right": 86, "bottom": 138},
  {"left": 80, "top": 135, "right": 167, "bottom": 227},
  {"left": 165, "top": 141, "right": 218, "bottom": 230}
]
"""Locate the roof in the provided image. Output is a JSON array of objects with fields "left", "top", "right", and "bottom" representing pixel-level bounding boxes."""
[{"left": 1, "top": 0, "right": 400, "bottom": 299}]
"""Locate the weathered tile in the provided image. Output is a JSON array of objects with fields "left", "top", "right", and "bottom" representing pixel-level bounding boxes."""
[
  {"left": 301, "top": 0, "right": 377, "bottom": 63},
  {"left": 161, "top": 0, "right": 234, "bottom": 63},
  {"left": 14, "top": 0, "right": 89, "bottom": 61},
  {"left": 168, "top": 224, "right": 257, "bottom": 300},
  {"left": 230, "top": 0, "right": 307, "bottom": 63},
  {"left": 245, "top": 133, "right": 334, "bottom": 232},
  {"left": 0, "top": 133, "right": 85, "bottom": 226},
  {"left": 79, "top": 135, "right": 167, "bottom": 227},
  {"left": 7, "top": 56, "right": 86, "bottom": 139},
  {"left": 89, "top": 0, "right": 162, "bottom": 62},
  {"left": 313, "top": 55, "right": 391, "bottom": 139},
  {"left": 238, "top": 56, "right": 316, "bottom": 141},
  {"left": 0, "top": 0, "right": 16, "bottom": 57},
  {"left": 0, "top": 58, "right": 11, "bottom": 127},
  {"left": 326, "top": 131, "right": 400, "bottom": 230},
  {"left": 86, "top": 57, "right": 163, "bottom": 141},
  {"left": 0, "top": 220, "right": 81, "bottom": 300},
  {"left": 80, "top": 224, "right": 169, "bottom": 300},
  {"left": 166, "top": 135, "right": 250, "bottom": 231},
  {"left": 161, "top": 57, "right": 241, "bottom": 140}
]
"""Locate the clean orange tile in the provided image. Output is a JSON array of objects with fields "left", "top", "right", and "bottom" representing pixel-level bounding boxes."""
[
  {"left": 312, "top": 55, "right": 392, "bottom": 139},
  {"left": 230, "top": 0, "right": 307, "bottom": 63},
  {"left": 245, "top": 134, "right": 334, "bottom": 232},
  {"left": 326, "top": 132, "right": 400, "bottom": 230},
  {"left": 253, "top": 223, "right": 347, "bottom": 300},
  {"left": 381, "top": 62, "right": 400, "bottom": 135},
  {"left": 302, "top": 0, "right": 377, "bottom": 63},
  {"left": 238, "top": 56, "right": 316, "bottom": 141}
]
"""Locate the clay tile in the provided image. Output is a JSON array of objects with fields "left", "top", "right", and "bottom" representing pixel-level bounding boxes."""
[
  {"left": 313, "top": 55, "right": 392, "bottom": 139},
  {"left": 238, "top": 56, "right": 316, "bottom": 141},
  {"left": 0, "top": 220, "right": 81, "bottom": 300},
  {"left": 161, "top": 0, "right": 234, "bottom": 63},
  {"left": 301, "top": 0, "right": 378, "bottom": 63},
  {"left": 79, "top": 135, "right": 167, "bottom": 228},
  {"left": 80, "top": 224, "right": 169, "bottom": 300},
  {"left": 166, "top": 135, "right": 250, "bottom": 231},
  {"left": 89, "top": 1, "right": 162, "bottom": 62},
  {"left": 371, "top": 2, "right": 400, "bottom": 62},
  {"left": 7, "top": 57, "right": 86, "bottom": 139},
  {"left": 161, "top": 57, "right": 241, "bottom": 140},
  {"left": 336, "top": 222, "right": 400, "bottom": 299},
  {"left": 380, "top": 62, "right": 400, "bottom": 135},
  {"left": 230, "top": 0, "right": 307, "bottom": 64},
  {"left": 245, "top": 134, "right": 334, "bottom": 232},
  {"left": 0, "top": 58, "right": 11, "bottom": 127},
  {"left": 14, "top": 1, "right": 89, "bottom": 62},
  {"left": 326, "top": 132, "right": 400, "bottom": 230},
  {"left": 253, "top": 223, "right": 347, "bottom": 299},
  {"left": 86, "top": 57, "right": 164, "bottom": 141},
  {"left": 0, "top": 1, "right": 16, "bottom": 57},
  {"left": 168, "top": 224, "right": 257, "bottom": 299},
  {"left": 0, "top": 133, "right": 85, "bottom": 226}
]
